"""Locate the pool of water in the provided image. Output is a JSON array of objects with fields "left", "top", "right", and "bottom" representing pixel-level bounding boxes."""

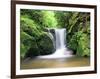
[{"left": 20, "top": 56, "right": 90, "bottom": 69}]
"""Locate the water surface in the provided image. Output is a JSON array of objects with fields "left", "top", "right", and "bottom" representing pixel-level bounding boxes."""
[{"left": 21, "top": 56, "right": 90, "bottom": 69}]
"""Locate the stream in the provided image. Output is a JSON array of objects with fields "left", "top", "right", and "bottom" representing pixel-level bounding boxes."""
[{"left": 21, "top": 56, "right": 90, "bottom": 69}]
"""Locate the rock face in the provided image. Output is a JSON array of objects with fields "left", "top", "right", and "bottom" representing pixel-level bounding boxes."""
[{"left": 37, "top": 34, "right": 54, "bottom": 55}]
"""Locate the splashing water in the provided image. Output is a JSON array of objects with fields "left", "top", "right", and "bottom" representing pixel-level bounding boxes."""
[{"left": 38, "top": 28, "right": 73, "bottom": 59}]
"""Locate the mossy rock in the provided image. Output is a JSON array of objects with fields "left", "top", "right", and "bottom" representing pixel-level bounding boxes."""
[
  {"left": 24, "top": 46, "right": 40, "bottom": 59},
  {"left": 37, "top": 33, "right": 54, "bottom": 55},
  {"left": 23, "top": 33, "right": 54, "bottom": 59}
]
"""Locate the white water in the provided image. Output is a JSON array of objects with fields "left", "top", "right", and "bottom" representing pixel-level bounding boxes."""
[
  {"left": 38, "top": 28, "right": 73, "bottom": 59},
  {"left": 55, "top": 29, "right": 66, "bottom": 50}
]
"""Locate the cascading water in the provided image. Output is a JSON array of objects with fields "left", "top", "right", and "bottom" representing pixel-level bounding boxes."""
[
  {"left": 55, "top": 29, "right": 66, "bottom": 50},
  {"left": 38, "top": 28, "right": 73, "bottom": 59}
]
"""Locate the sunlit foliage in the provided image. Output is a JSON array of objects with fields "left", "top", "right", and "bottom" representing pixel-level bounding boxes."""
[{"left": 20, "top": 9, "right": 90, "bottom": 59}]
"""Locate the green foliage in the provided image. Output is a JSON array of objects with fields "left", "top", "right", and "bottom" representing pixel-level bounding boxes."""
[
  {"left": 68, "top": 31, "right": 90, "bottom": 56},
  {"left": 41, "top": 11, "right": 58, "bottom": 28},
  {"left": 68, "top": 12, "right": 79, "bottom": 33},
  {"left": 20, "top": 15, "right": 42, "bottom": 37},
  {"left": 20, "top": 31, "right": 34, "bottom": 58},
  {"left": 20, "top": 9, "right": 90, "bottom": 59}
]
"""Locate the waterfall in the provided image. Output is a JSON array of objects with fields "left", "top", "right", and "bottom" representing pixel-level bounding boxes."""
[
  {"left": 55, "top": 29, "right": 66, "bottom": 50},
  {"left": 38, "top": 28, "right": 73, "bottom": 59}
]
